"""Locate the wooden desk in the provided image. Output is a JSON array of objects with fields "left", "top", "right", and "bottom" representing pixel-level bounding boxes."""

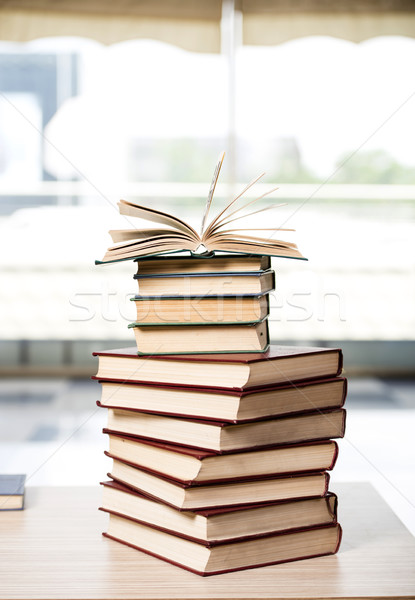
[{"left": 0, "top": 483, "right": 414, "bottom": 599}]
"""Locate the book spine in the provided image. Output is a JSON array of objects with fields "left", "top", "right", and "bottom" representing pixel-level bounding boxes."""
[
  {"left": 323, "top": 472, "right": 330, "bottom": 496},
  {"left": 336, "top": 349, "right": 344, "bottom": 376},
  {"left": 329, "top": 441, "right": 339, "bottom": 470},
  {"left": 340, "top": 377, "right": 348, "bottom": 407},
  {"left": 341, "top": 408, "right": 347, "bottom": 437},
  {"left": 326, "top": 493, "right": 338, "bottom": 524},
  {"left": 334, "top": 522, "right": 343, "bottom": 554}
]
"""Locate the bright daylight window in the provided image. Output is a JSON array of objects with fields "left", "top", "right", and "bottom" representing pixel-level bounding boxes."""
[{"left": 0, "top": 33, "right": 414, "bottom": 370}]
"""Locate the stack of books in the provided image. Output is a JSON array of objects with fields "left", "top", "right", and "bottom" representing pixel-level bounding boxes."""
[
  {"left": 94, "top": 341, "right": 345, "bottom": 575},
  {"left": 127, "top": 255, "right": 274, "bottom": 354},
  {"left": 94, "top": 154, "right": 346, "bottom": 575}
]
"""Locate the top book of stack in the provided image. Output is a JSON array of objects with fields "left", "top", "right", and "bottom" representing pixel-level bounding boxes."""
[{"left": 96, "top": 152, "right": 306, "bottom": 264}]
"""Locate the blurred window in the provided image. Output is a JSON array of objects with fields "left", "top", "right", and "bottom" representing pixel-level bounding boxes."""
[{"left": 0, "top": 32, "right": 414, "bottom": 350}]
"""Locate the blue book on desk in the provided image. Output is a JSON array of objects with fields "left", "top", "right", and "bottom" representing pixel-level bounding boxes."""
[{"left": 0, "top": 474, "right": 26, "bottom": 510}]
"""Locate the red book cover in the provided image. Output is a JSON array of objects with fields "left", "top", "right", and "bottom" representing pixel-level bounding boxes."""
[
  {"left": 101, "top": 479, "right": 338, "bottom": 518},
  {"left": 107, "top": 458, "right": 331, "bottom": 511},
  {"left": 93, "top": 377, "right": 347, "bottom": 422},
  {"left": 102, "top": 520, "right": 342, "bottom": 576},
  {"left": 99, "top": 406, "right": 347, "bottom": 453},
  {"left": 103, "top": 437, "right": 339, "bottom": 485},
  {"left": 100, "top": 479, "right": 338, "bottom": 545},
  {"left": 93, "top": 344, "right": 343, "bottom": 366},
  {"left": 92, "top": 345, "right": 343, "bottom": 391}
]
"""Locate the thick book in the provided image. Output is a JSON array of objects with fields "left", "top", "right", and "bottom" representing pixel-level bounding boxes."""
[
  {"left": 97, "top": 152, "right": 306, "bottom": 263},
  {"left": 128, "top": 319, "right": 269, "bottom": 354},
  {"left": 104, "top": 435, "right": 339, "bottom": 484},
  {"left": 134, "top": 270, "right": 275, "bottom": 296},
  {"left": 101, "top": 407, "right": 346, "bottom": 453},
  {"left": 100, "top": 480, "right": 338, "bottom": 544},
  {"left": 96, "top": 376, "right": 347, "bottom": 422},
  {"left": 135, "top": 254, "right": 272, "bottom": 275},
  {"left": 93, "top": 344, "right": 343, "bottom": 389},
  {"left": 108, "top": 456, "right": 330, "bottom": 510},
  {"left": 103, "top": 513, "right": 341, "bottom": 575},
  {"left": 131, "top": 293, "right": 270, "bottom": 324},
  {"left": 0, "top": 474, "right": 26, "bottom": 510}
]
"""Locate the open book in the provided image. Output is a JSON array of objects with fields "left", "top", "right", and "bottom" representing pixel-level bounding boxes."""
[{"left": 97, "top": 152, "right": 306, "bottom": 264}]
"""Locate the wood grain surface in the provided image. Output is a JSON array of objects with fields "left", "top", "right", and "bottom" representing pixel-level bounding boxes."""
[{"left": 0, "top": 482, "right": 414, "bottom": 599}]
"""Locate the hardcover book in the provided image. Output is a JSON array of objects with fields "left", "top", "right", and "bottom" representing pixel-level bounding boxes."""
[
  {"left": 103, "top": 513, "right": 341, "bottom": 575},
  {"left": 0, "top": 474, "right": 26, "bottom": 511},
  {"left": 131, "top": 292, "right": 270, "bottom": 324},
  {"left": 104, "top": 435, "right": 339, "bottom": 484},
  {"left": 93, "top": 345, "right": 343, "bottom": 389},
  {"left": 108, "top": 457, "right": 330, "bottom": 510},
  {"left": 128, "top": 318, "right": 270, "bottom": 354},
  {"left": 95, "top": 376, "right": 347, "bottom": 422},
  {"left": 101, "top": 407, "right": 346, "bottom": 452},
  {"left": 100, "top": 480, "right": 338, "bottom": 544},
  {"left": 133, "top": 270, "right": 275, "bottom": 296},
  {"left": 135, "top": 254, "right": 272, "bottom": 275}
]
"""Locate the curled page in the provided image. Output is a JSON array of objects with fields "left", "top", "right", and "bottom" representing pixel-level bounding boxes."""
[{"left": 118, "top": 200, "right": 199, "bottom": 240}]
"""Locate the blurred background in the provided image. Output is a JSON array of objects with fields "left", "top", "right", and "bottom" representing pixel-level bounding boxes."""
[{"left": 0, "top": 1, "right": 414, "bottom": 532}]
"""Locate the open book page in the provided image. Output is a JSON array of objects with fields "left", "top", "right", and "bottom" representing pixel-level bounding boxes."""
[
  {"left": 206, "top": 240, "right": 303, "bottom": 258},
  {"left": 109, "top": 229, "right": 186, "bottom": 243},
  {"left": 101, "top": 239, "right": 201, "bottom": 262},
  {"left": 97, "top": 153, "right": 306, "bottom": 263},
  {"left": 108, "top": 233, "right": 195, "bottom": 252},
  {"left": 118, "top": 200, "right": 199, "bottom": 239},
  {"left": 203, "top": 172, "right": 265, "bottom": 239},
  {"left": 205, "top": 187, "right": 281, "bottom": 236},
  {"left": 201, "top": 151, "right": 225, "bottom": 235},
  {"left": 208, "top": 232, "right": 298, "bottom": 248},
  {"left": 206, "top": 203, "right": 288, "bottom": 237}
]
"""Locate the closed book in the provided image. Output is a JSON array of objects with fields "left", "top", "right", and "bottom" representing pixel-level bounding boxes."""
[
  {"left": 134, "top": 270, "right": 275, "bottom": 296},
  {"left": 95, "top": 376, "right": 347, "bottom": 422},
  {"left": 128, "top": 319, "right": 269, "bottom": 355},
  {"left": 0, "top": 474, "right": 26, "bottom": 511},
  {"left": 135, "top": 254, "right": 271, "bottom": 275},
  {"left": 100, "top": 479, "right": 338, "bottom": 544},
  {"left": 100, "top": 406, "right": 346, "bottom": 452},
  {"left": 93, "top": 344, "right": 343, "bottom": 389},
  {"left": 104, "top": 435, "right": 339, "bottom": 484},
  {"left": 108, "top": 456, "right": 330, "bottom": 510},
  {"left": 103, "top": 514, "right": 341, "bottom": 576},
  {"left": 131, "top": 293, "right": 270, "bottom": 324}
]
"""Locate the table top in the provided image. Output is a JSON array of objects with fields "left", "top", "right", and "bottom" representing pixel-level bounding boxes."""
[{"left": 0, "top": 482, "right": 414, "bottom": 600}]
